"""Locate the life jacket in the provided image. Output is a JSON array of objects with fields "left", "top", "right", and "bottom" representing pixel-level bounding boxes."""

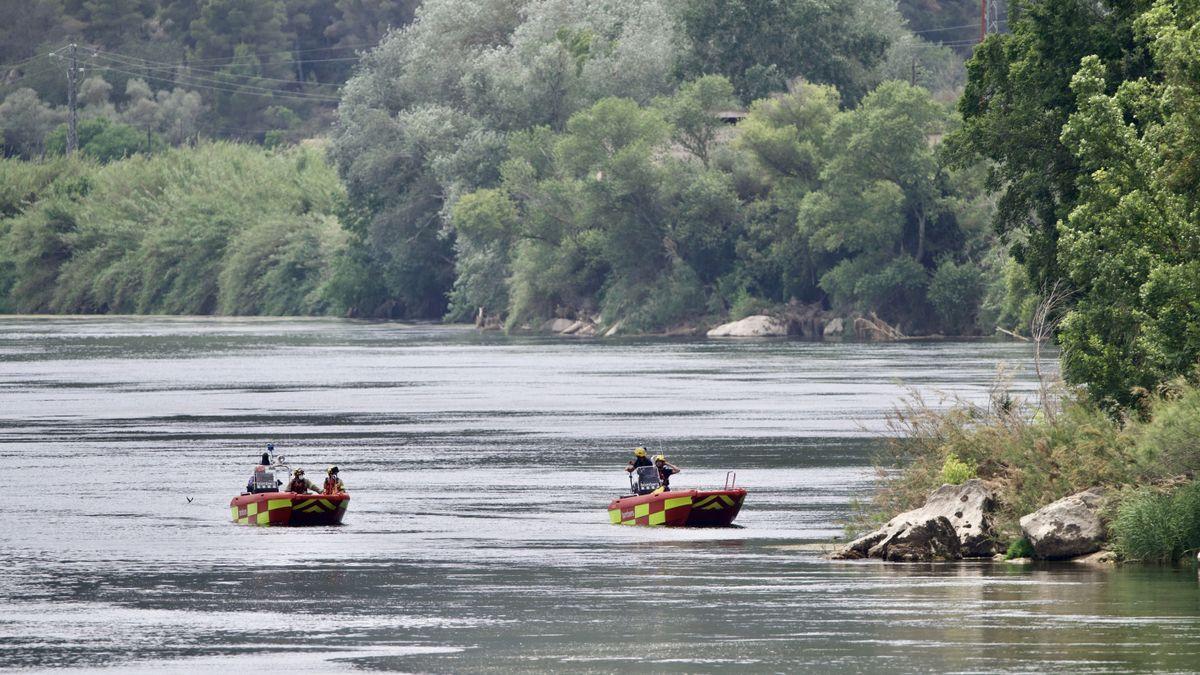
[{"left": 323, "top": 475, "right": 343, "bottom": 494}]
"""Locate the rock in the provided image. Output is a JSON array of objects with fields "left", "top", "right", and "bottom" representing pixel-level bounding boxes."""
[
  {"left": 573, "top": 323, "right": 596, "bottom": 337},
  {"left": 602, "top": 320, "right": 624, "bottom": 337},
  {"left": 706, "top": 315, "right": 789, "bottom": 338},
  {"left": 1070, "top": 550, "right": 1116, "bottom": 566},
  {"left": 560, "top": 320, "right": 586, "bottom": 335},
  {"left": 823, "top": 317, "right": 844, "bottom": 337},
  {"left": 992, "top": 553, "right": 1006, "bottom": 561},
  {"left": 1019, "top": 487, "right": 1108, "bottom": 559},
  {"left": 833, "top": 479, "right": 998, "bottom": 562},
  {"left": 540, "top": 318, "right": 575, "bottom": 333},
  {"left": 1005, "top": 557, "right": 1033, "bottom": 565}
]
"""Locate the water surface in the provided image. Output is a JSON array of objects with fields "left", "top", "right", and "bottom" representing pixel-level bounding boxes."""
[{"left": 1, "top": 317, "right": 1196, "bottom": 672}]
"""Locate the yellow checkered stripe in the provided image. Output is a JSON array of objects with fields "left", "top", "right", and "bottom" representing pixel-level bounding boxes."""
[
  {"left": 609, "top": 496, "right": 692, "bottom": 526},
  {"left": 693, "top": 494, "right": 736, "bottom": 511},
  {"left": 292, "top": 498, "right": 344, "bottom": 514},
  {"left": 230, "top": 498, "right": 292, "bottom": 526}
]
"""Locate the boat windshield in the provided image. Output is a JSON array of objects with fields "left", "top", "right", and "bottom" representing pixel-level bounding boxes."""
[
  {"left": 248, "top": 468, "right": 280, "bottom": 494},
  {"left": 631, "top": 465, "right": 662, "bottom": 495}
]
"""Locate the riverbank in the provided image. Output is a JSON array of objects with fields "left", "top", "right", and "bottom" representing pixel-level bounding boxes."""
[{"left": 840, "top": 380, "right": 1200, "bottom": 565}]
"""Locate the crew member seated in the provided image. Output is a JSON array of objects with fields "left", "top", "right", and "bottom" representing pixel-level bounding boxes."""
[
  {"left": 286, "top": 468, "right": 321, "bottom": 494},
  {"left": 323, "top": 466, "right": 345, "bottom": 494},
  {"left": 625, "top": 447, "right": 653, "bottom": 473}
]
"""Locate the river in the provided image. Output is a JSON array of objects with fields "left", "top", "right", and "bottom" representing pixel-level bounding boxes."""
[{"left": 1, "top": 317, "right": 1197, "bottom": 672}]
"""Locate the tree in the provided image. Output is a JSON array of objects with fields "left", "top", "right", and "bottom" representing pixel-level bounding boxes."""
[
  {"left": 676, "top": 0, "right": 903, "bottom": 103},
  {"left": 948, "top": 0, "right": 1153, "bottom": 292},
  {"left": 0, "top": 88, "right": 63, "bottom": 159},
  {"left": 658, "top": 75, "right": 736, "bottom": 166},
  {"left": 1055, "top": 2, "right": 1200, "bottom": 409}
]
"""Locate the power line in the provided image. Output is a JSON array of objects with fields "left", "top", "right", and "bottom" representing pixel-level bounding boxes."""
[
  {"left": 95, "top": 62, "right": 342, "bottom": 104},
  {"left": 93, "top": 55, "right": 342, "bottom": 102},
  {"left": 183, "top": 40, "right": 380, "bottom": 66}
]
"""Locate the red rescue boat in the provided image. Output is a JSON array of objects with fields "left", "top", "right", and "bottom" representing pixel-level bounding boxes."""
[
  {"left": 231, "top": 462, "right": 348, "bottom": 526},
  {"left": 230, "top": 491, "right": 349, "bottom": 526},
  {"left": 608, "top": 467, "right": 746, "bottom": 527}
]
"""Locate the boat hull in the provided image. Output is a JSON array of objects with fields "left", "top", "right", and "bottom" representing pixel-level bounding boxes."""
[
  {"left": 607, "top": 489, "right": 746, "bottom": 527},
  {"left": 230, "top": 492, "right": 349, "bottom": 526}
]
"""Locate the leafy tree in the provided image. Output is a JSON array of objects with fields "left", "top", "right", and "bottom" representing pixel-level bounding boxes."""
[
  {"left": 658, "top": 75, "right": 736, "bottom": 166},
  {"left": 0, "top": 88, "right": 63, "bottom": 159},
  {"left": 1055, "top": 3, "right": 1200, "bottom": 409},
  {"left": 676, "top": 0, "right": 903, "bottom": 103},
  {"left": 948, "top": 0, "right": 1153, "bottom": 291}
]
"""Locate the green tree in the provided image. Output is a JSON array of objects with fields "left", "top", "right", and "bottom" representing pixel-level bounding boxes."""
[
  {"left": 0, "top": 88, "right": 63, "bottom": 159},
  {"left": 1055, "top": 4, "right": 1200, "bottom": 409},
  {"left": 676, "top": 0, "right": 903, "bottom": 103},
  {"left": 948, "top": 0, "right": 1152, "bottom": 292}
]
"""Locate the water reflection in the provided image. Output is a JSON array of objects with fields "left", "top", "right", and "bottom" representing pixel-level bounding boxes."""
[{"left": 0, "top": 317, "right": 1195, "bottom": 672}]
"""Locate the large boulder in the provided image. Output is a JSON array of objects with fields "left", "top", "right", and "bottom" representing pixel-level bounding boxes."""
[
  {"left": 1019, "top": 488, "right": 1108, "bottom": 559},
  {"left": 706, "top": 315, "right": 789, "bottom": 337},
  {"left": 834, "top": 479, "right": 998, "bottom": 561},
  {"left": 540, "top": 318, "right": 575, "bottom": 333},
  {"left": 823, "top": 317, "right": 844, "bottom": 338}
]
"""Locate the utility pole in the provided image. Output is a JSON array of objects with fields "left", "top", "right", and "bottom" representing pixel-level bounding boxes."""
[
  {"left": 980, "top": 0, "right": 1004, "bottom": 42},
  {"left": 51, "top": 43, "right": 83, "bottom": 156},
  {"left": 66, "top": 43, "right": 79, "bottom": 156}
]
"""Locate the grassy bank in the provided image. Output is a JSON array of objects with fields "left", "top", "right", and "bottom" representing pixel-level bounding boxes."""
[{"left": 866, "top": 378, "right": 1200, "bottom": 563}]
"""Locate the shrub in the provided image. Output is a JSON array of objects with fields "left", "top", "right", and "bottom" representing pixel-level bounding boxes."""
[
  {"left": 1112, "top": 481, "right": 1200, "bottom": 563},
  {"left": 1005, "top": 537, "right": 1035, "bottom": 559},
  {"left": 938, "top": 452, "right": 976, "bottom": 485}
]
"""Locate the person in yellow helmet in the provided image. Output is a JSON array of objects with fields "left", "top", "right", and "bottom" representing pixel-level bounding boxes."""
[
  {"left": 323, "top": 466, "right": 346, "bottom": 494},
  {"left": 654, "top": 454, "right": 681, "bottom": 491},
  {"left": 285, "top": 468, "right": 321, "bottom": 495},
  {"left": 625, "top": 446, "right": 653, "bottom": 473}
]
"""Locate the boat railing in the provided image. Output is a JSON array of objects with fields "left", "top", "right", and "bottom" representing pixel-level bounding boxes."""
[{"left": 724, "top": 471, "right": 737, "bottom": 490}]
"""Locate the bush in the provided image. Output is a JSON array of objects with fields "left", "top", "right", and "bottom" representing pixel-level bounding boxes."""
[
  {"left": 938, "top": 452, "right": 976, "bottom": 485},
  {"left": 2, "top": 142, "right": 346, "bottom": 315},
  {"left": 928, "top": 258, "right": 984, "bottom": 335},
  {"left": 1005, "top": 537, "right": 1035, "bottom": 559},
  {"left": 1112, "top": 481, "right": 1200, "bottom": 563}
]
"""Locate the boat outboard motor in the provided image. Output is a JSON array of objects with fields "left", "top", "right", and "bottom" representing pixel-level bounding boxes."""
[{"left": 630, "top": 465, "right": 663, "bottom": 496}]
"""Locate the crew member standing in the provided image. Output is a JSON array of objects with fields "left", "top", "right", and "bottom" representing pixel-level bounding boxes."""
[
  {"left": 654, "top": 454, "right": 680, "bottom": 491},
  {"left": 625, "top": 447, "right": 653, "bottom": 473},
  {"left": 323, "top": 466, "right": 346, "bottom": 494}
]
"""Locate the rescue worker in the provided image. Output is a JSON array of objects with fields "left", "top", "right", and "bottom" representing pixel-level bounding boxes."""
[
  {"left": 654, "top": 454, "right": 680, "bottom": 491},
  {"left": 286, "top": 468, "right": 321, "bottom": 494},
  {"left": 323, "top": 466, "right": 345, "bottom": 494},
  {"left": 625, "top": 447, "right": 653, "bottom": 473}
]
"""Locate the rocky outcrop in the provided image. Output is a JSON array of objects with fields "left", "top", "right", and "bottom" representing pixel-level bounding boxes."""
[
  {"left": 823, "top": 317, "right": 844, "bottom": 338},
  {"left": 540, "top": 318, "right": 575, "bottom": 333},
  {"left": 1019, "top": 488, "right": 1108, "bottom": 559},
  {"left": 706, "top": 315, "right": 790, "bottom": 338},
  {"left": 834, "top": 480, "right": 999, "bottom": 562},
  {"left": 835, "top": 513, "right": 962, "bottom": 562}
]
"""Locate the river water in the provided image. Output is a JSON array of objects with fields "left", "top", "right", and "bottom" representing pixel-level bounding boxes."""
[{"left": 1, "top": 317, "right": 1197, "bottom": 673}]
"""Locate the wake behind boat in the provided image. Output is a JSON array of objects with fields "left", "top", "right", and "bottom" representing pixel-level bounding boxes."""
[{"left": 608, "top": 466, "right": 746, "bottom": 527}]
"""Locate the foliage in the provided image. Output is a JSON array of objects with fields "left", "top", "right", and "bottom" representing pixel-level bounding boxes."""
[
  {"left": 1005, "top": 537, "right": 1035, "bottom": 560},
  {"left": 675, "top": 0, "right": 904, "bottom": 103},
  {"left": 868, "top": 378, "right": 1200, "bottom": 552},
  {"left": 938, "top": 452, "right": 975, "bottom": 485},
  {"left": 0, "top": 142, "right": 346, "bottom": 315},
  {"left": 46, "top": 117, "right": 158, "bottom": 162},
  {"left": 948, "top": 0, "right": 1152, "bottom": 292},
  {"left": 1112, "top": 481, "right": 1200, "bottom": 563}
]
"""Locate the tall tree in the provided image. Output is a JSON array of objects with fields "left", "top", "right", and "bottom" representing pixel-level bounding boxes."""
[{"left": 948, "top": 0, "right": 1153, "bottom": 292}]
